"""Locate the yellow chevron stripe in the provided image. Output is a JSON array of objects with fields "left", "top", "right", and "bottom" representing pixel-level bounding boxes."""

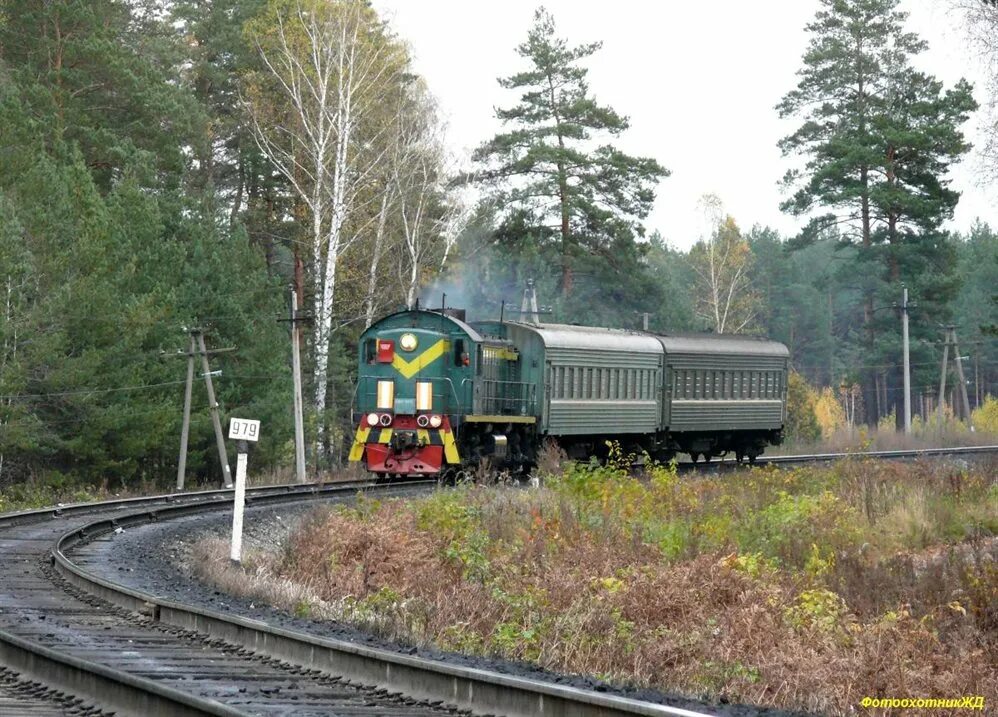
[
  {"left": 348, "top": 426, "right": 371, "bottom": 462},
  {"left": 441, "top": 429, "right": 460, "bottom": 464},
  {"left": 377, "top": 428, "right": 393, "bottom": 444},
  {"left": 417, "top": 428, "right": 430, "bottom": 446},
  {"left": 392, "top": 339, "right": 449, "bottom": 379}
]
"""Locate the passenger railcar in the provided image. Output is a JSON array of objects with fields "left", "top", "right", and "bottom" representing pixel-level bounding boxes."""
[{"left": 349, "top": 309, "right": 789, "bottom": 477}]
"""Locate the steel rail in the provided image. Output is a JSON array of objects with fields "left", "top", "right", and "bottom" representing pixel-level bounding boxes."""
[
  {"left": 686, "top": 443, "right": 998, "bottom": 469},
  {"left": 0, "top": 480, "right": 381, "bottom": 716},
  {"left": 0, "top": 480, "right": 724, "bottom": 717}
]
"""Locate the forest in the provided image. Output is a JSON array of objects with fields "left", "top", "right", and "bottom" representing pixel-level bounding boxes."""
[{"left": 0, "top": 0, "right": 996, "bottom": 488}]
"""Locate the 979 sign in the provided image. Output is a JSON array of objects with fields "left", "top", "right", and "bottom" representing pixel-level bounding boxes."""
[{"left": 228, "top": 418, "right": 261, "bottom": 442}]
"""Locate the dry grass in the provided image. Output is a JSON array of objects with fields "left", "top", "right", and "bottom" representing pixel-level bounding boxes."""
[
  {"left": 188, "top": 457, "right": 998, "bottom": 715},
  {"left": 776, "top": 417, "right": 998, "bottom": 456}
]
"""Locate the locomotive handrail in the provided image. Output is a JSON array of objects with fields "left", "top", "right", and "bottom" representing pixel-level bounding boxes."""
[{"left": 462, "top": 377, "right": 538, "bottom": 416}]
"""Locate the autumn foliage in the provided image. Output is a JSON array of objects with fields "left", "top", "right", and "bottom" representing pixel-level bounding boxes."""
[{"left": 192, "top": 456, "right": 998, "bottom": 715}]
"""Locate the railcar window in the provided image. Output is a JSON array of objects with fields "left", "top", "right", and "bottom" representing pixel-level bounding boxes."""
[{"left": 364, "top": 339, "right": 376, "bottom": 364}]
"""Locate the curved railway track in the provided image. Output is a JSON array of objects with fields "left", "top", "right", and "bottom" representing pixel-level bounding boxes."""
[
  {"left": 1, "top": 445, "right": 992, "bottom": 717},
  {"left": 0, "top": 480, "right": 724, "bottom": 717}
]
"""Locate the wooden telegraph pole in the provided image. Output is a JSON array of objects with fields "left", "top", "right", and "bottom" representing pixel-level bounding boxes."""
[
  {"left": 278, "top": 287, "right": 310, "bottom": 484},
  {"left": 937, "top": 326, "right": 973, "bottom": 426},
  {"left": 176, "top": 333, "right": 196, "bottom": 491},
  {"left": 900, "top": 287, "right": 911, "bottom": 434},
  {"left": 168, "top": 328, "right": 235, "bottom": 490},
  {"left": 196, "top": 330, "right": 233, "bottom": 487},
  {"left": 289, "top": 290, "right": 307, "bottom": 483}
]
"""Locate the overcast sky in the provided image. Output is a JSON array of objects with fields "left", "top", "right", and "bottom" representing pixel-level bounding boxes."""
[{"left": 372, "top": 0, "right": 997, "bottom": 250}]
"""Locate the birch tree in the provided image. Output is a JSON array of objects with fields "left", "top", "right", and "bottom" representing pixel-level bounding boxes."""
[
  {"left": 244, "top": 0, "right": 407, "bottom": 450},
  {"left": 391, "top": 89, "right": 446, "bottom": 307},
  {"left": 688, "top": 196, "right": 759, "bottom": 334},
  {"left": 955, "top": 0, "right": 998, "bottom": 181}
]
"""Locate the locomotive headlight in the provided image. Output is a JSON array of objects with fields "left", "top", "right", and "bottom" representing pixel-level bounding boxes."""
[
  {"left": 379, "top": 413, "right": 393, "bottom": 427},
  {"left": 416, "top": 414, "right": 430, "bottom": 428},
  {"left": 428, "top": 414, "right": 442, "bottom": 428},
  {"left": 399, "top": 332, "right": 418, "bottom": 352},
  {"left": 366, "top": 413, "right": 379, "bottom": 427}
]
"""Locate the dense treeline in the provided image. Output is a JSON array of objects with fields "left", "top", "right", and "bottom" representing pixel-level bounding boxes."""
[
  {"left": 0, "top": 0, "right": 457, "bottom": 485},
  {"left": 0, "top": 0, "right": 995, "bottom": 489}
]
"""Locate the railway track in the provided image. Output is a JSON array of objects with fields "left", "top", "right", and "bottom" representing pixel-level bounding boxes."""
[
  {"left": 0, "top": 480, "right": 725, "bottom": 717},
  {"left": 4, "top": 445, "right": 989, "bottom": 716},
  {"left": 682, "top": 443, "right": 998, "bottom": 470}
]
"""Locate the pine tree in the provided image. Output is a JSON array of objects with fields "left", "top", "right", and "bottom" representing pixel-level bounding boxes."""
[
  {"left": 0, "top": 0, "right": 200, "bottom": 191},
  {"left": 777, "top": 0, "right": 976, "bottom": 422},
  {"left": 472, "top": 7, "right": 667, "bottom": 298}
]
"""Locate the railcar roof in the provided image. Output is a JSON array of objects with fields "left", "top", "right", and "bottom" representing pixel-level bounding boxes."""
[
  {"left": 509, "top": 322, "right": 664, "bottom": 353},
  {"left": 368, "top": 309, "right": 485, "bottom": 342},
  {"left": 653, "top": 333, "right": 790, "bottom": 357}
]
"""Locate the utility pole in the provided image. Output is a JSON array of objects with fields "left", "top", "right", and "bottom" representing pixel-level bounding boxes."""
[
  {"left": 196, "top": 330, "right": 233, "bottom": 488},
  {"left": 938, "top": 329, "right": 950, "bottom": 425},
  {"left": 901, "top": 287, "right": 911, "bottom": 434},
  {"left": 951, "top": 329, "right": 972, "bottom": 428},
  {"left": 176, "top": 334, "right": 196, "bottom": 491},
  {"left": 167, "top": 330, "right": 235, "bottom": 490},
  {"left": 289, "top": 289, "right": 306, "bottom": 483},
  {"left": 278, "top": 288, "right": 311, "bottom": 484},
  {"left": 937, "top": 326, "right": 973, "bottom": 426}
]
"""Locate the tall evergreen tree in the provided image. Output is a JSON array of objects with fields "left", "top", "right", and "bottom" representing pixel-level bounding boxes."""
[
  {"left": 777, "top": 0, "right": 976, "bottom": 422},
  {"left": 0, "top": 0, "right": 199, "bottom": 191},
  {"left": 472, "top": 7, "right": 667, "bottom": 298}
]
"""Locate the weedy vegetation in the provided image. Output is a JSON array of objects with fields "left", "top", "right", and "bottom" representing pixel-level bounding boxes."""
[{"left": 189, "top": 449, "right": 997, "bottom": 715}]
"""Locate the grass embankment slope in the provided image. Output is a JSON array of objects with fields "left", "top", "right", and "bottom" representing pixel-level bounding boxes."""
[{"left": 192, "top": 452, "right": 998, "bottom": 715}]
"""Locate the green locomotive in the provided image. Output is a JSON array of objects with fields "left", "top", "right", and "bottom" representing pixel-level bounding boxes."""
[{"left": 349, "top": 308, "right": 789, "bottom": 476}]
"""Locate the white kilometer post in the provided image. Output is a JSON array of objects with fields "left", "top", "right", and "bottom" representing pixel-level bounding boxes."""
[{"left": 228, "top": 418, "right": 261, "bottom": 565}]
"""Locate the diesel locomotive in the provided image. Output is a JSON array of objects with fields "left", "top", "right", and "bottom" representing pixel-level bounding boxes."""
[{"left": 349, "top": 308, "right": 789, "bottom": 477}]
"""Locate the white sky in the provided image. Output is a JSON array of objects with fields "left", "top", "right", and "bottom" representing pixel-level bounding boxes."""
[{"left": 372, "top": 0, "right": 997, "bottom": 250}]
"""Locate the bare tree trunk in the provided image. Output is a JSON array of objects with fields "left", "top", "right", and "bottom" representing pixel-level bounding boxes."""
[{"left": 364, "top": 190, "right": 391, "bottom": 326}]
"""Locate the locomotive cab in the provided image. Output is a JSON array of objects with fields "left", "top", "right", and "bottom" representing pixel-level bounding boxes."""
[
  {"left": 350, "top": 309, "right": 540, "bottom": 477},
  {"left": 350, "top": 311, "right": 473, "bottom": 476}
]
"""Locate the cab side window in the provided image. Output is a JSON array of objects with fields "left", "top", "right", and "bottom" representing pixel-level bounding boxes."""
[
  {"left": 454, "top": 339, "right": 467, "bottom": 367},
  {"left": 364, "top": 338, "right": 377, "bottom": 364}
]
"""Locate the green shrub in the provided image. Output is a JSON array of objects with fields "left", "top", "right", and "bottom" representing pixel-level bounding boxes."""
[{"left": 736, "top": 491, "right": 862, "bottom": 567}]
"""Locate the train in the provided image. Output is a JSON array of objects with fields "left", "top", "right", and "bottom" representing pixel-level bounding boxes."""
[{"left": 348, "top": 307, "right": 789, "bottom": 477}]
